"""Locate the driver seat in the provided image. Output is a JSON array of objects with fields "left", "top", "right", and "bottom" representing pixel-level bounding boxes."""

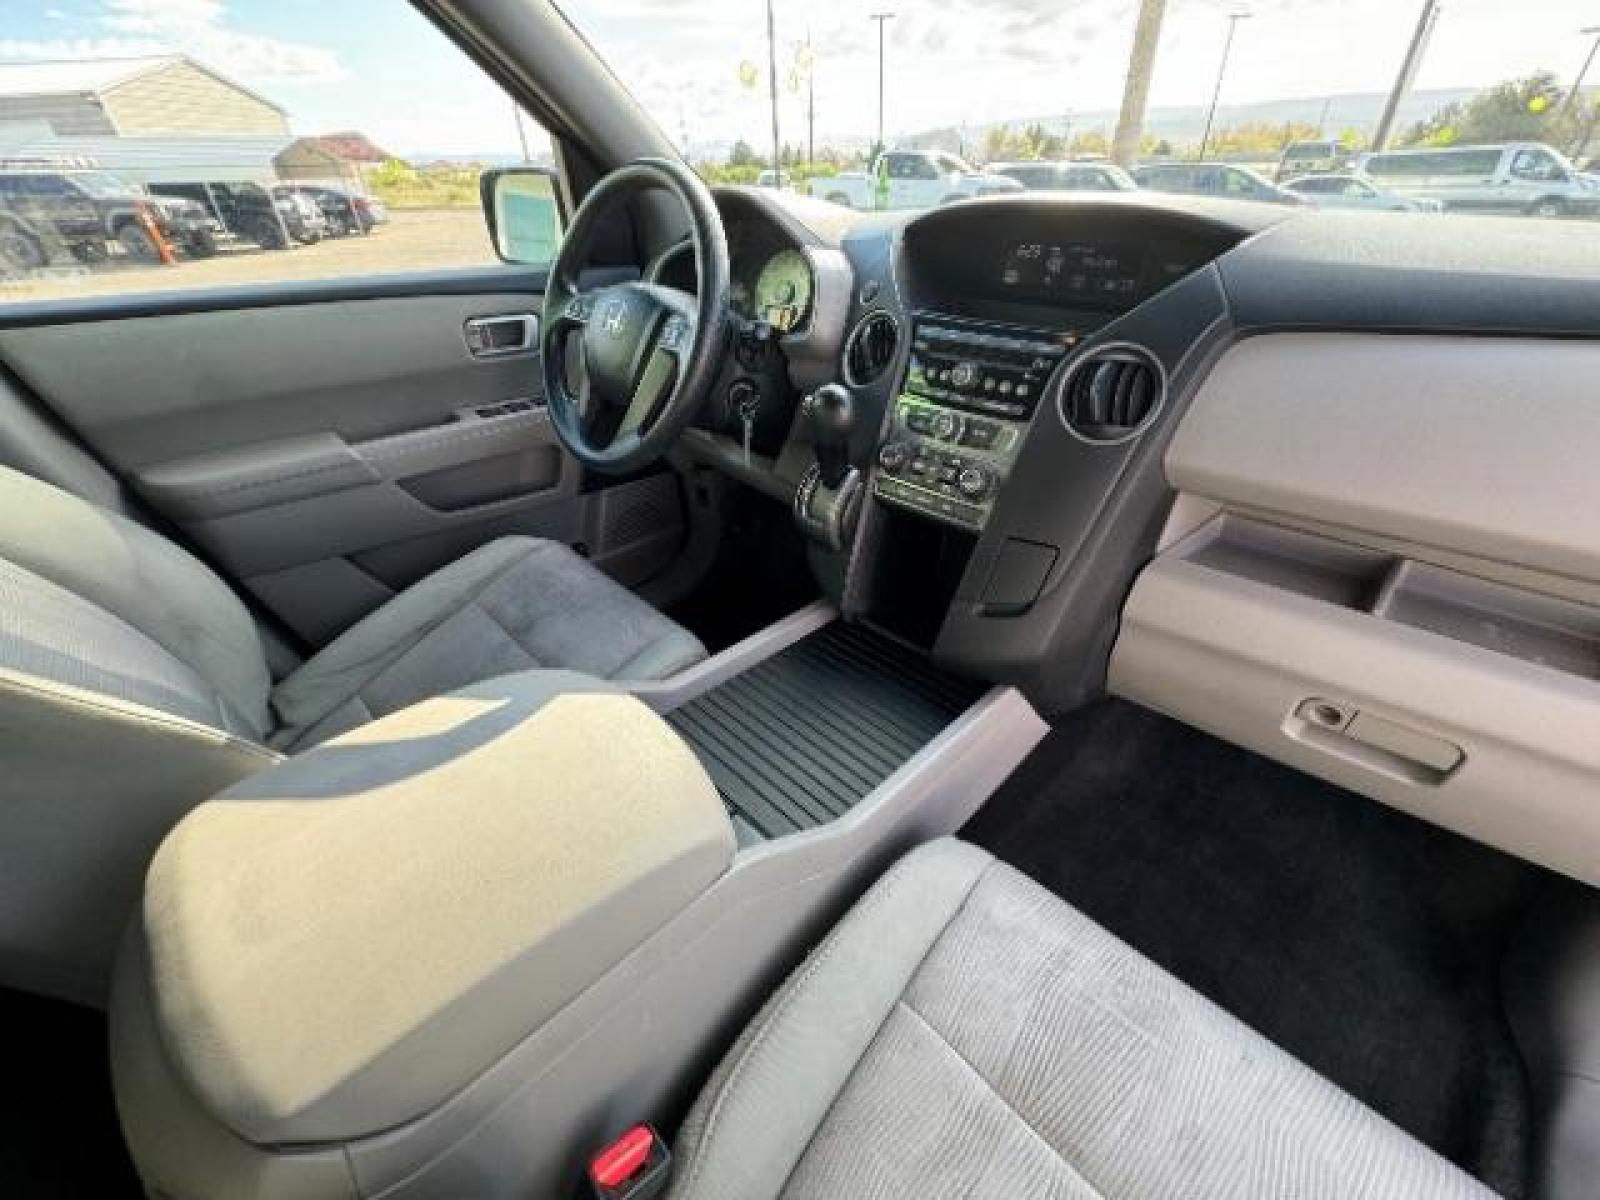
[{"left": 0, "top": 464, "right": 705, "bottom": 1000}]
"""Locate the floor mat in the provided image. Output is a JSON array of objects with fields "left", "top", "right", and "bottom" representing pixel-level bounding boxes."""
[
  {"left": 0, "top": 988, "right": 140, "bottom": 1197},
  {"left": 962, "top": 699, "right": 1539, "bottom": 1198}
]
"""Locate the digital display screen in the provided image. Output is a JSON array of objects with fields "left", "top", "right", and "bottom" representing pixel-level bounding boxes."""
[{"left": 999, "top": 241, "right": 1145, "bottom": 303}]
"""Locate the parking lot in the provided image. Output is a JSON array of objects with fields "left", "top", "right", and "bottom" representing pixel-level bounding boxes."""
[{"left": 0, "top": 208, "right": 497, "bottom": 303}]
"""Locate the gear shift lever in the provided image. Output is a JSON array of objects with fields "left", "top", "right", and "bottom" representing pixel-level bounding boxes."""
[
  {"left": 804, "top": 383, "right": 855, "bottom": 488},
  {"left": 794, "top": 383, "right": 863, "bottom": 551}
]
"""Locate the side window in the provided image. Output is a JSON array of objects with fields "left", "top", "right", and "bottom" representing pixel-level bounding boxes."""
[
  {"left": 0, "top": 0, "right": 557, "bottom": 303},
  {"left": 911, "top": 157, "right": 940, "bottom": 181},
  {"left": 1510, "top": 149, "right": 1563, "bottom": 182}
]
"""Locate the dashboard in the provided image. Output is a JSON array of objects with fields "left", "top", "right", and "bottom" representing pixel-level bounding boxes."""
[{"left": 659, "top": 182, "right": 1600, "bottom": 890}]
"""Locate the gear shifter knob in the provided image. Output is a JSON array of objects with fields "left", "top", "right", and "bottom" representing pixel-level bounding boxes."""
[{"left": 804, "top": 383, "right": 855, "bottom": 488}]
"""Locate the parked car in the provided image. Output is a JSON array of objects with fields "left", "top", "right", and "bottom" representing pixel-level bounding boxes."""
[
  {"left": 991, "top": 161, "right": 1138, "bottom": 193},
  {"left": 823, "top": 150, "right": 1022, "bottom": 210},
  {"left": 755, "top": 169, "right": 793, "bottom": 191},
  {"left": 279, "top": 184, "right": 387, "bottom": 236},
  {"left": 1275, "top": 138, "right": 1348, "bottom": 181},
  {"left": 1281, "top": 173, "right": 1443, "bottom": 212},
  {"left": 150, "top": 182, "right": 328, "bottom": 249},
  {"left": 1355, "top": 142, "right": 1600, "bottom": 218},
  {"left": 0, "top": 202, "right": 49, "bottom": 274},
  {"left": 0, "top": 169, "right": 222, "bottom": 263},
  {"left": 1131, "top": 162, "right": 1309, "bottom": 205}
]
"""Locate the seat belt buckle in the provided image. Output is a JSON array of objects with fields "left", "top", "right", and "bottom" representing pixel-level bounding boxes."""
[{"left": 587, "top": 1123, "right": 671, "bottom": 1200}]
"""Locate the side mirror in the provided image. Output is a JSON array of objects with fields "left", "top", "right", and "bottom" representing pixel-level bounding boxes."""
[{"left": 480, "top": 167, "right": 564, "bottom": 267}]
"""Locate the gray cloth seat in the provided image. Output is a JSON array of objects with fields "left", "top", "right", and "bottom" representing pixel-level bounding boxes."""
[
  {"left": 269, "top": 535, "right": 706, "bottom": 748},
  {"left": 0, "top": 464, "right": 705, "bottom": 1000},
  {"left": 667, "top": 839, "right": 1495, "bottom": 1200}
]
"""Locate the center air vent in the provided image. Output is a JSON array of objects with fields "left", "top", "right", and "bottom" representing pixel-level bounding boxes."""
[
  {"left": 1059, "top": 344, "right": 1166, "bottom": 443},
  {"left": 843, "top": 311, "right": 899, "bottom": 386}
]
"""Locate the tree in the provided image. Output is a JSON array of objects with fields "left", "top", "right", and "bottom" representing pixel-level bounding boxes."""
[
  {"left": 729, "top": 139, "right": 761, "bottom": 168},
  {"left": 1068, "top": 131, "right": 1110, "bottom": 157},
  {"left": 1401, "top": 72, "right": 1580, "bottom": 149}
]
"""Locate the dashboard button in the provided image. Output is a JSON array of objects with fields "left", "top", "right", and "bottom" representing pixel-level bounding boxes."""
[
  {"left": 878, "top": 442, "right": 911, "bottom": 473},
  {"left": 949, "top": 362, "right": 979, "bottom": 388},
  {"left": 965, "top": 421, "right": 998, "bottom": 448}
]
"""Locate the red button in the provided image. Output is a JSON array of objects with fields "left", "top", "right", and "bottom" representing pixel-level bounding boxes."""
[{"left": 589, "top": 1125, "right": 654, "bottom": 1189}]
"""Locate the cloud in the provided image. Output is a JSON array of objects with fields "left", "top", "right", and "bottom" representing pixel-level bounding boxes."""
[{"left": 0, "top": 0, "right": 347, "bottom": 85}]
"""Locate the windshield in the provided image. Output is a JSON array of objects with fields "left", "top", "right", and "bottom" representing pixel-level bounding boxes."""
[
  {"left": 557, "top": 0, "right": 1600, "bottom": 225},
  {"left": 73, "top": 171, "right": 137, "bottom": 199}
]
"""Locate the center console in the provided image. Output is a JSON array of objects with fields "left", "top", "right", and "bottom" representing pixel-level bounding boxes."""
[{"left": 874, "top": 317, "right": 1073, "bottom": 531}]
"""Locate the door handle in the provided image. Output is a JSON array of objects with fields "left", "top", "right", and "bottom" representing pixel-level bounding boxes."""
[{"left": 464, "top": 313, "right": 538, "bottom": 358}]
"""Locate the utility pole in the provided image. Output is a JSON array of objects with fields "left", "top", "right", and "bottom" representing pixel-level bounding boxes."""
[
  {"left": 766, "top": 0, "right": 781, "bottom": 176},
  {"left": 1317, "top": 97, "right": 1332, "bottom": 136},
  {"left": 1198, "top": 12, "right": 1250, "bottom": 162},
  {"left": 1112, "top": 0, "right": 1166, "bottom": 167},
  {"left": 803, "top": 33, "right": 816, "bottom": 170},
  {"left": 871, "top": 12, "right": 895, "bottom": 156},
  {"left": 1371, "top": 0, "right": 1441, "bottom": 152},
  {"left": 1557, "top": 25, "right": 1600, "bottom": 143}
]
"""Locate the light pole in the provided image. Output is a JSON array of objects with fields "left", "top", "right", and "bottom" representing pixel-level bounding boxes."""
[
  {"left": 1558, "top": 26, "right": 1600, "bottom": 140},
  {"left": 1198, "top": 11, "right": 1250, "bottom": 162},
  {"left": 766, "top": 0, "right": 781, "bottom": 177},
  {"left": 1371, "top": 0, "right": 1441, "bottom": 152},
  {"left": 870, "top": 12, "right": 895, "bottom": 156}
]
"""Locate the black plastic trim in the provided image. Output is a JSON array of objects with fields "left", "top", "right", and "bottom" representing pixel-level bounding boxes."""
[{"left": 665, "top": 622, "right": 980, "bottom": 839}]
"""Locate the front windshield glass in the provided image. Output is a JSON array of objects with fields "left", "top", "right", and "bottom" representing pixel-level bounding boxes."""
[
  {"left": 557, "top": 0, "right": 1600, "bottom": 224},
  {"left": 73, "top": 171, "right": 137, "bottom": 198}
]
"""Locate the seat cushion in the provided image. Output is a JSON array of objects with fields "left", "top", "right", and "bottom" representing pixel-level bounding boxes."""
[
  {"left": 667, "top": 839, "right": 1495, "bottom": 1200},
  {"left": 270, "top": 536, "right": 706, "bottom": 748}
]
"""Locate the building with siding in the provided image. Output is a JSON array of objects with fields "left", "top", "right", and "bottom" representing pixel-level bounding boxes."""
[{"left": 0, "top": 56, "right": 288, "bottom": 138}]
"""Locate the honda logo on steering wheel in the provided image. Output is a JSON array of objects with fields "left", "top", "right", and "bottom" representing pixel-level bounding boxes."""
[{"left": 599, "top": 298, "right": 627, "bottom": 337}]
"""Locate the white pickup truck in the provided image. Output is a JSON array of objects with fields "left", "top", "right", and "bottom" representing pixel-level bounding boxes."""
[{"left": 819, "top": 150, "right": 1022, "bottom": 210}]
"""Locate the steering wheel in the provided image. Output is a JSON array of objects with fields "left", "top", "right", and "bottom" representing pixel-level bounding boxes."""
[{"left": 541, "top": 158, "right": 732, "bottom": 474}]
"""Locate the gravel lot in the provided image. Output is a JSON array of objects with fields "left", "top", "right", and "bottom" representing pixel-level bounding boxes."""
[{"left": 0, "top": 209, "right": 498, "bottom": 304}]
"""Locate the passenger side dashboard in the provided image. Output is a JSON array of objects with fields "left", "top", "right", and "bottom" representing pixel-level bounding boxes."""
[{"left": 1113, "top": 332, "right": 1600, "bottom": 886}]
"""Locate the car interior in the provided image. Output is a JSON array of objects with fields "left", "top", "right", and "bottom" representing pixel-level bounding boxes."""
[{"left": 2, "top": 3, "right": 1599, "bottom": 1200}]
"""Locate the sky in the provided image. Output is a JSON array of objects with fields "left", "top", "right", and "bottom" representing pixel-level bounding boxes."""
[{"left": 1, "top": 0, "right": 1597, "bottom": 156}]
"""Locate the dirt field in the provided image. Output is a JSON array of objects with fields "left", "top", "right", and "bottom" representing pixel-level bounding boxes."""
[{"left": 0, "top": 208, "right": 498, "bottom": 304}]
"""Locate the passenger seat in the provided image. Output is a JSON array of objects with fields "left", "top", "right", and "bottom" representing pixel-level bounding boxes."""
[{"left": 664, "top": 839, "right": 1494, "bottom": 1200}]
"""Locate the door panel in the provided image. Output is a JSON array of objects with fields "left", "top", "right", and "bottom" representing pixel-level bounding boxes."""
[{"left": 0, "top": 283, "right": 686, "bottom": 648}]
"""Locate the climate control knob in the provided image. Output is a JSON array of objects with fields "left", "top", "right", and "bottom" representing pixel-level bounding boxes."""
[
  {"left": 877, "top": 441, "right": 912, "bottom": 474},
  {"left": 949, "top": 361, "right": 979, "bottom": 388},
  {"left": 956, "top": 464, "right": 994, "bottom": 500},
  {"left": 929, "top": 409, "right": 965, "bottom": 442}
]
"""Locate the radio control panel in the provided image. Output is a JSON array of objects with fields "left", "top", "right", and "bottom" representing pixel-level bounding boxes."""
[{"left": 873, "top": 319, "right": 1070, "bottom": 531}]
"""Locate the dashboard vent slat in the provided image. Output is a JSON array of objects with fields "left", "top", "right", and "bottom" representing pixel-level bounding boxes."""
[
  {"left": 843, "top": 311, "right": 900, "bottom": 387},
  {"left": 1060, "top": 345, "right": 1165, "bottom": 444}
]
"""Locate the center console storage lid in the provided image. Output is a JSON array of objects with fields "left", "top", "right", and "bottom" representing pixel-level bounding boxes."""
[{"left": 139, "top": 671, "right": 734, "bottom": 1147}]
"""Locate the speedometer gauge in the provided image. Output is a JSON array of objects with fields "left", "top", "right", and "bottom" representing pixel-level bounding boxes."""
[{"left": 753, "top": 249, "right": 814, "bottom": 332}]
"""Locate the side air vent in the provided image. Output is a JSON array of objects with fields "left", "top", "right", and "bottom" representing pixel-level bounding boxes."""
[
  {"left": 843, "top": 311, "right": 900, "bottom": 386},
  {"left": 1058, "top": 344, "right": 1166, "bottom": 444}
]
